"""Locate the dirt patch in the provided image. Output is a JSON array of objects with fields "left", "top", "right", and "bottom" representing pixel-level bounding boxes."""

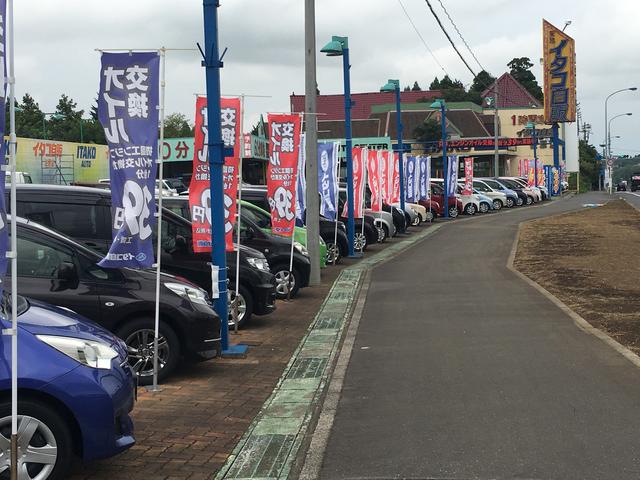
[{"left": 515, "top": 200, "right": 640, "bottom": 353}]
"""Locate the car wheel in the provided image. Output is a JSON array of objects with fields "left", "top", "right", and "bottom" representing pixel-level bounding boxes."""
[
  {"left": 117, "top": 318, "right": 181, "bottom": 385},
  {"left": 464, "top": 203, "right": 477, "bottom": 215},
  {"left": 448, "top": 206, "right": 459, "bottom": 218},
  {"left": 273, "top": 265, "right": 300, "bottom": 299},
  {"left": 228, "top": 284, "right": 253, "bottom": 328},
  {"left": 354, "top": 232, "right": 367, "bottom": 251},
  {"left": 0, "top": 400, "right": 74, "bottom": 480},
  {"left": 506, "top": 198, "right": 514, "bottom": 208},
  {"left": 381, "top": 224, "right": 390, "bottom": 241},
  {"left": 492, "top": 199, "right": 503, "bottom": 210},
  {"left": 325, "top": 242, "right": 341, "bottom": 264},
  {"left": 526, "top": 195, "right": 533, "bottom": 205},
  {"left": 411, "top": 214, "right": 421, "bottom": 226},
  {"left": 424, "top": 210, "right": 435, "bottom": 222},
  {"left": 376, "top": 226, "right": 385, "bottom": 242},
  {"left": 479, "top": 202, "right": 489, "bottom": 213},
  {"left": 516, "top": 197, "right": 524, "bottom": 206}
]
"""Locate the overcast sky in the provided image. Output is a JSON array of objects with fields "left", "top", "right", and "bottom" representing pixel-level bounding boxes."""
[{"left": 13, "top": 0, "right": 640, "bottom": 156}]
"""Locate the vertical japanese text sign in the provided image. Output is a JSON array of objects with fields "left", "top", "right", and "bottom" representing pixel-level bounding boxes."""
[
  {"left": 389, "top": 152, "right": 400, "bottom": 203},
  {"left": 404, "top": 155, "right": 417, "bottom": 203},
  {"left": 379, "top": 151, "right": 389, "bottom": 204},
  {"left": 418, "top": 156, "right": 430, "bottom": 201},
  {"left": 267, "top": 114, "right": 301, "bottom": 236},
  {"left": 98, "top": 52, "right": 159, "bottom": 269},
  {"left": 447, "top": 155, "right": 459, "bottom": 197},
  {"left": 189, "top": 96, "right": 241, "bottom": 252},
  {"left": 342, "top": 147, "right": 365, "bottom": 219},
  {"left": 318, "top": 142, "right": 339, "bottom": 221},
  {"left": 543, "top": 19, "right": 576, "bottom": 123},
  {"left": 366, "top": 149, "right": 381, "bottom": 212},
  {"left": 0, "top": 0, "right": 8, "bottom": 295},
  {"left": 462, "top": 158, "right": 474, "bottom": 195}
]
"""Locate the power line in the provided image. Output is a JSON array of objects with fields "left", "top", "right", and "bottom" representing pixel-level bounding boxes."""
[
  {"left": 436, "top": 0, "right": 485, "bottom": 73},
  {"left": 423, "top": 0, "right": 476, "bottom": 78},
  {"left": 396, "top": 0, "right": 449, "bottom": 76}
]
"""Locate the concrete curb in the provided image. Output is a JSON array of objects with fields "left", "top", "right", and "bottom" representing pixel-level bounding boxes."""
[
  {"left": 215, "top": 224, "right": 442, "bottom": 480},
  {"left": 507, "top": 222, "right": 640, "bottom": 370}
]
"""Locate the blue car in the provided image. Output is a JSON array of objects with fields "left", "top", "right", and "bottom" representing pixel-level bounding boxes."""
[
  {"left": 478, "top": 178, "right": 521, "bottom": 208},
  {"left": 473, "top": 189, "right": 494, "bottom": 214},
  {"left": 0, "top": 296, "right": 135, "bottom": 479}
]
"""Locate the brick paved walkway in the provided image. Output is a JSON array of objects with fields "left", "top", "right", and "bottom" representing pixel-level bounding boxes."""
[{"left": 69, "top": 256, "right": 356, "bottom": 480}]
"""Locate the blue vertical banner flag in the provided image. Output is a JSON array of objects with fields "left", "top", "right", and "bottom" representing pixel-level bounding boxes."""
[
  {"left": 447, "top": 155, "right": 458, "bottom": 197},
  {"left": 318, "top": 142, "right": 339, "bottom": 220},
  {"left": 295, "top": 133, "right": 306, "bottom": 226},
  {"left": 544, "top": 166, "right": 553, "bottom": 197},
  {"left": 0, "top": 0, "right": 7, "bottom": 295},
  {"left": 404, "top": 155, "right": 417, "bottom": 203},
  {"left": 97, "top": 52, "right": 160, "bottom": 268},
  {"left": 418, "top": 156, "right": 430, "bottom": 201}
]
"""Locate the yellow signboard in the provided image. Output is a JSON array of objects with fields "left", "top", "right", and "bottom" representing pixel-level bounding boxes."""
[{"left": 543, "top": 19, "right": 576, "bottom": 123}]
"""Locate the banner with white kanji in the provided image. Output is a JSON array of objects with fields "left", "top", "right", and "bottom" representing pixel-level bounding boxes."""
[
  {"left": 462, "top": 157, "right": 474, "bottom": 195},
  {"left": 267, "top": 114, "right": 301, "bottom": 236},
  {"left": 404, "top": 155, "right": 417, "bottom": 203},
  {"left": 189, "top": 96, "right": 242, "bottom": 253},
  {"left": 367, "top": 149, "right": 381, "bottom": 212},
  {"left": 388, "top": 152, "right": 401, "bottom": 203},
  {"left": 97, "top": 51, "right": 159, "bottom": 269},
  {"left": 418, "top": 156, "right": 430, "bottom": 201},
  {"left": 318, "top": 142, "right": 339, "bottom": 221},
  {"left": 341, "top": 146, "right": 366, "bottom": 219}
]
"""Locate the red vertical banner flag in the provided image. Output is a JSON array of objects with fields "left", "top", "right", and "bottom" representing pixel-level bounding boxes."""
[
  {"left": 379, "top": 150, "right": 389, "bottom": 204},
  {"left": 367, "top": 149, "right": 382, "bottom": 212},
  {"left": 462, "top": 157, "right": 474, "bottom": 195},
  {"left": 342, "top": 147, "right": 366, "bottom": 218},
  {"left": 388, "top": 152, "right": 401, "bottom": 203},
  {"left": 189, "top": 96, "right": 242, "bottom": 253},
  {"left": 267, "top": 114, "right": 301, "bottom": 236}
]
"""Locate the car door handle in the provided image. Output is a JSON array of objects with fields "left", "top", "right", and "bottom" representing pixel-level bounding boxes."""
[{"left": 104, "top": 302, "right": 115, "bottom": 307}]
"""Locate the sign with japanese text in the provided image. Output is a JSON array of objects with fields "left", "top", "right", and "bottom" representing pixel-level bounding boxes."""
[
  {"left": 527, "top": 160, "right": 536, "bottom": 187},
  {"left": 366, "top": 149, "right": 381, "bottom": 212},
  {"left": 161, "top": 137, "right": 192, "bottom": 162},
  {"left": 379, "top": 150, "right": 390, "bottom": 204},
  {"left": 446, "top": 155, "right": 458, "bottom": 198},
  {"left": 267, "top": 114, "right": 301, "bottom": 236},
  {"left": 0, "top": 0, "right": 7, "bottom": 295},
  {"left": 551, "top": 167, "right": 561, "bottom": 196},
  {"left": 342, "top": 147, "right": 366, "bottom": 219},
  {"left": 462, "top": 157, "right": 474, "bottom": 195},
  {"left": 543, "top": 19, "right": 576, "bottom": 123},
  {"left": 418, "top": 156, "right": 430, "bottom": 201},
  {"left": 404, "top": 155, "right": 417, "bottom": 203},
  {"left": 440, "top": 137, "right": 534, "bottom": 151},
  {"left": 388, "top": 152, "right": 400, "bottom": 203},
  {"left": 189, "top": 96, "right": 242, "bottom": 252},
  {"left": 544, "top": 166, "right": 552, "bottom": 197},
  {"left": 537, "top": 164, "right": 545, "bottom": 188},
  {"left": 318, "top": 142, "right": 339, "bottom": 220},
  {"left": 97, "top": 52, "right": 159, "bottom": 269}
]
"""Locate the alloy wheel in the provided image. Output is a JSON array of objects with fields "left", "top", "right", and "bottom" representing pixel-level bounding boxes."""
[
  {"left": 516, "top": 197, "right": 524, "bottom": 206},
  {"left": 506, "top": 198, "right": 514, "bottom": 208},
  {"left": 425, "top": 211, "right": 435, "bottom": 222},
  {"left": 493, "top": 200, "right": 502, "bottom": 210},
  {"left": 325, "top": 243, "right": 340, "bottom": 264},
  {"left": 354, "top": 232, "right": 366, "bottom": 251},
  {"left": 228, "top": 290, "right": 247, "bottom": 327},
  {"left": 449, "top": 206, "right": 459, "bottom": 218},
  {"left": 479, "top": 203, "right": 489, "bottom": 213},
  {"left": 125, "top": 328, "right": 170, "bottom": 378},
  {"left": 275, "top": 270, "right": 295, "bottom": 296},
  {"left": 377, "top": 226, "right": 386, "bottom": 242},
  {"left": 0, "top": 415, "right": 57, "bottom": 480}
]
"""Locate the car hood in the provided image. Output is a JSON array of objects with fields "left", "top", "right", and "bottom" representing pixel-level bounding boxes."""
[{"left": 18, "top": 299, "right": 127, "bottom": 355}]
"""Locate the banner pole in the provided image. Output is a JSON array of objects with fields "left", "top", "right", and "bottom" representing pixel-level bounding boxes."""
[
  {"left": 150, "top": 47, "right": 166, "bottom": 392},
  {"left": 333, "top": 143, "right": 339, "bottom": 265},
  {"left": 7, "top": 0, "right": 18, "bottom": 477},
  {"left": 233, "top": 94, "right": 245, "bottom": 333},
  {"left": 360, "top": 149, "right": 366, "bottom": 252}
]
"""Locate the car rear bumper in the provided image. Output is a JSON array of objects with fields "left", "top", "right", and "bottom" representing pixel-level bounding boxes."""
[{"left": 252, "top": 282, "right": 277, "bottom": 316}]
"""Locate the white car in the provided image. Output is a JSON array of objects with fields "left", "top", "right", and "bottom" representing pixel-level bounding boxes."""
[
  {"left": 99, "top": 178, "right": 178, "bottom": 197},
  {"left": 471, "top": 180, "right": 508, "bottom": 210},
  {"left": 432, "top": 178, "right": 479, "bottom": 215},
  {"left": 5, "top": 171, "right": 33, "bottom": 184}
]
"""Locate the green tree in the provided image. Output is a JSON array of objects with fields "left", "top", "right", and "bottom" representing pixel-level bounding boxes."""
[
  {"left": 403, "top": 85, "right": 411, "bottom": 92},
  {"left": 81, "top": 99, "right": 106, "bottom": 144},
  {"left": 469, "top": 70, "right": 496, "bottom": 95},
  {"left": 429, "top": 77, "right": 440, "bottom": 90},
  {"left": 47, "top": 94, "right": 84, "bottom": 142},
  {"left": 411, "top": 81, "right": 421, "bottom": 91},
  {"left": 413, "top": 118, "right": 441, "bottom": 143},
  {"left": 578, "top": 139, "right": 600, "bottom": 191},
  {"left": 508, "top": 57, "right": 543, "bottom": 102},
  {"left": 164, "top": 112, "right": 193, "bottom": 138},
  {"left": 13, "top": 94, "right": 44, "bottom": 139}
]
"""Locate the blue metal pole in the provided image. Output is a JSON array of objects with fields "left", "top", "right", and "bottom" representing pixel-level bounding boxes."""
[
  {"left": 342, "top": 47, "right": 355, "bottom": 257},
  {"left": 552, "top": 122, "right": 560, "bottom": 169},
  {"left": 532, "top": 124, "right": 538, "bottom": 188},
  {"left": 395, "top": 86, "right": 405, "bottom": 211},
  {"left": 441, "top": 103, "right": 448, "bottom": 218},
  {"left": 202, "top": 0, "right": 243, "bottom": 355}
]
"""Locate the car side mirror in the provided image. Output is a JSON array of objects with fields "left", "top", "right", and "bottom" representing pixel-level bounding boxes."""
[
  {"left": 53, "top": 261, "right": 79, "bottom": 291},
  {"left": 175, "top": 235, "right": 188, "bottom": 252}
]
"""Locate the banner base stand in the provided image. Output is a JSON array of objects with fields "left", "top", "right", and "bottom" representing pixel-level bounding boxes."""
[
  {"left": 349, "top": 252, "right": 364, "bottom": 259},
  {"left": 222, "top": 344, "right": 249, "bottom": 358},
  {"left": 145, "top": 385, "right": 163, "bottom": 393}
]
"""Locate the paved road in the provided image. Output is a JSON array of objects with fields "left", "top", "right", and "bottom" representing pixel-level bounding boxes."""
[
  {"left": 319, "top": 192, "right": 640, "bottom": 480},
  {"left": 620, "top": 190, "right": 640, "bottom": 209}
]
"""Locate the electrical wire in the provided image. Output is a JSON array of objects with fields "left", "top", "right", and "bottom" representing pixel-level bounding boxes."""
[
  {"left": 436, "top": 0, "right": 485, "bottom": 73},
  {"left": 396, "top": 0, "right": 449, "bottom": 76}
]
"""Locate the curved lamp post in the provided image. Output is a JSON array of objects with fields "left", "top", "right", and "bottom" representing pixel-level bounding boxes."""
[
  {"left": 526, "top": 121, "right": 539, "bottom": 188},
  {"left": 380, "top": 79, "right": 405, "bottom": 210},
  {"left": 604, "top": 87, "right": 636, "bottom": 157},
  {"left": 430, "top": 99, "right": 448, "bottom": 217},
  {"left": 321, "top": 35, "right": 356, "bottom": 256},
  {"left": 42, "top": 112, "right": 65, "bottom": 140},
  {"left": 607, "top": 112, "right": 632, "bottom": 194}
]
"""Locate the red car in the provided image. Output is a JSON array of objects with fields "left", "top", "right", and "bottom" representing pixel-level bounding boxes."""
[
  {"left": 417, "top": 198, "right": 441, "bottom": 220},
  {"left": 428, "top": 182, "right": 463, "bottom": 218}
]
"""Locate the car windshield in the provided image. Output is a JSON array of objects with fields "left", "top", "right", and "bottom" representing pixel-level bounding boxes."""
[
  {"left": 0, "top": 293, "right": 29, "bottom": 318},
  {"left": 483, "top": 179, "right": 503, "bottom": 190},
  {"left": 473, "top": 182, "right": 491, "bottom": 192}
]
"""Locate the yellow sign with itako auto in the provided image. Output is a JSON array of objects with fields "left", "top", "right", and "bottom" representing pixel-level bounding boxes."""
[{"left": 543, "top": 19, "right": 576, "bottom": 123}]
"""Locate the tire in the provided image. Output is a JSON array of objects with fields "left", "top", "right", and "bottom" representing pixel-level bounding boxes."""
[
  {"left": 117, "top": 317, "right": 181, "bottom": 385},
  {"left": 324, "top": 242, "right": 341, "bottom": 265},
  {"left": 424, "top": 210, "right": 435, "bottom": 222},
  {"left": 354, "top": 232, "right": 367, "bottom": 252},
  {"left": 228, "top": 284, "right": 253, "bottom": 328},
  {"left": 526, "top": 195, "right": 533, "bottom": 205},
  {"left": 516, "top": 196, "right": 524, "bottom": 206},
  {"left": 381, "top": 223, "right": 390, "bottom": 241},
  {"left": 464, "top": 203, "right": 477, "bottom": 215},
  {"left": 0, "top": 400, "right": 74, "bottom": 480},
  {"left": 448, "top": 206, "right": 459, "bottom": 218},
  {"left": 479, "top": 202, "right": 489, "bottom": 213},
  {"left": 272, "top": 264, "right": 301, "bottom": 299},
  {"left": 411, "top": 214, "right": 421, "bottom": 226},
  {"left": 506, "top": 197, "right": 515, "bottom": 208},
  {"left": 492, "top": 199, "right": 503, "bottom": 210}
]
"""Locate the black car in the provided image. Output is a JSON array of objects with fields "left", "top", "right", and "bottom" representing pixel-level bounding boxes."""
[
  {"left": 338, "top": 188, "right": 406, "bottom": 239},
  {"left": 162, "top": 196, "right": 311, "bottom": 299},
  {"left": 240, "top": 186, "right": 355, "bottom": 260},
  {"left": 497, "top": 178, "right": 535, "bottom": 205},
  {"left": 164, "top": 177, "right": 188, "bottom": 194},
  {"left": 485, "top": 178, "right": 527, "bottom": 207},
  {"left": 9, "top": 216, "right": 221, "bottom": 384},
  {"left": 10, "top": 184, "right": 277, "bottom": 328}
]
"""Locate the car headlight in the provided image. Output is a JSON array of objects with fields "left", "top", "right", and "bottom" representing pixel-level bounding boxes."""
[
  {"left": 164, "top": 282, "right": 209, "bottom": 305},
  {"left": 294, "top": 242, "right": 309, "bottom": 256},
  {"left": 37, "top": 335, "right": 118, "bottom": 369},
  {"left": 246, "top": 256, "right": 270, "bottom": 272}
]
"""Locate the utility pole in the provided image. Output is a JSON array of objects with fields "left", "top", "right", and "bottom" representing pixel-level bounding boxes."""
[
  {"left": 304, "top": 0, "right": 320, "bottom": 285},
  {"left": 493, "top": 87, "right": 499, "bottom": 176}
]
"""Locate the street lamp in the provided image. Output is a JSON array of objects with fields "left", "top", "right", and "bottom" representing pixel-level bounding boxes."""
[
  {"left": 380, "top": 79, "right": 405, "bottom": 210},
  {"left": 604, "top": 87, "right": 636, "bottom": 157},
  {"left": 607, "top": 112, "right": 632, "bottom": 194},
  {"left": 321, "top": 35, "right": 356, "bottom": 256},
  {"left": 430, "top": 99, "right": 449, "bottom": 217},
  {"left": 527, "top": 121, "right": 539, "bottom": 188},
  {"left": 42, "top": 112, "right": 65, "bottom": 140}
]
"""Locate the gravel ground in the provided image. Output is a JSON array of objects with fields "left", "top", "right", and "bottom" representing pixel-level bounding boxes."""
[{"left": 514, "top": 199, "right": 640, "bottom": 353}]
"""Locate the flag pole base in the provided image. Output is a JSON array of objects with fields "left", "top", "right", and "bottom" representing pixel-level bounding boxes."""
[
  {"left": 349, "top": 252, "right": 364, "bottom": 258},
  {"left": 145, "top": 385, "right": 163, "bottom": 393},
  {"left": 222, "top": 344, "right": 249, "bottom": 358}
]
